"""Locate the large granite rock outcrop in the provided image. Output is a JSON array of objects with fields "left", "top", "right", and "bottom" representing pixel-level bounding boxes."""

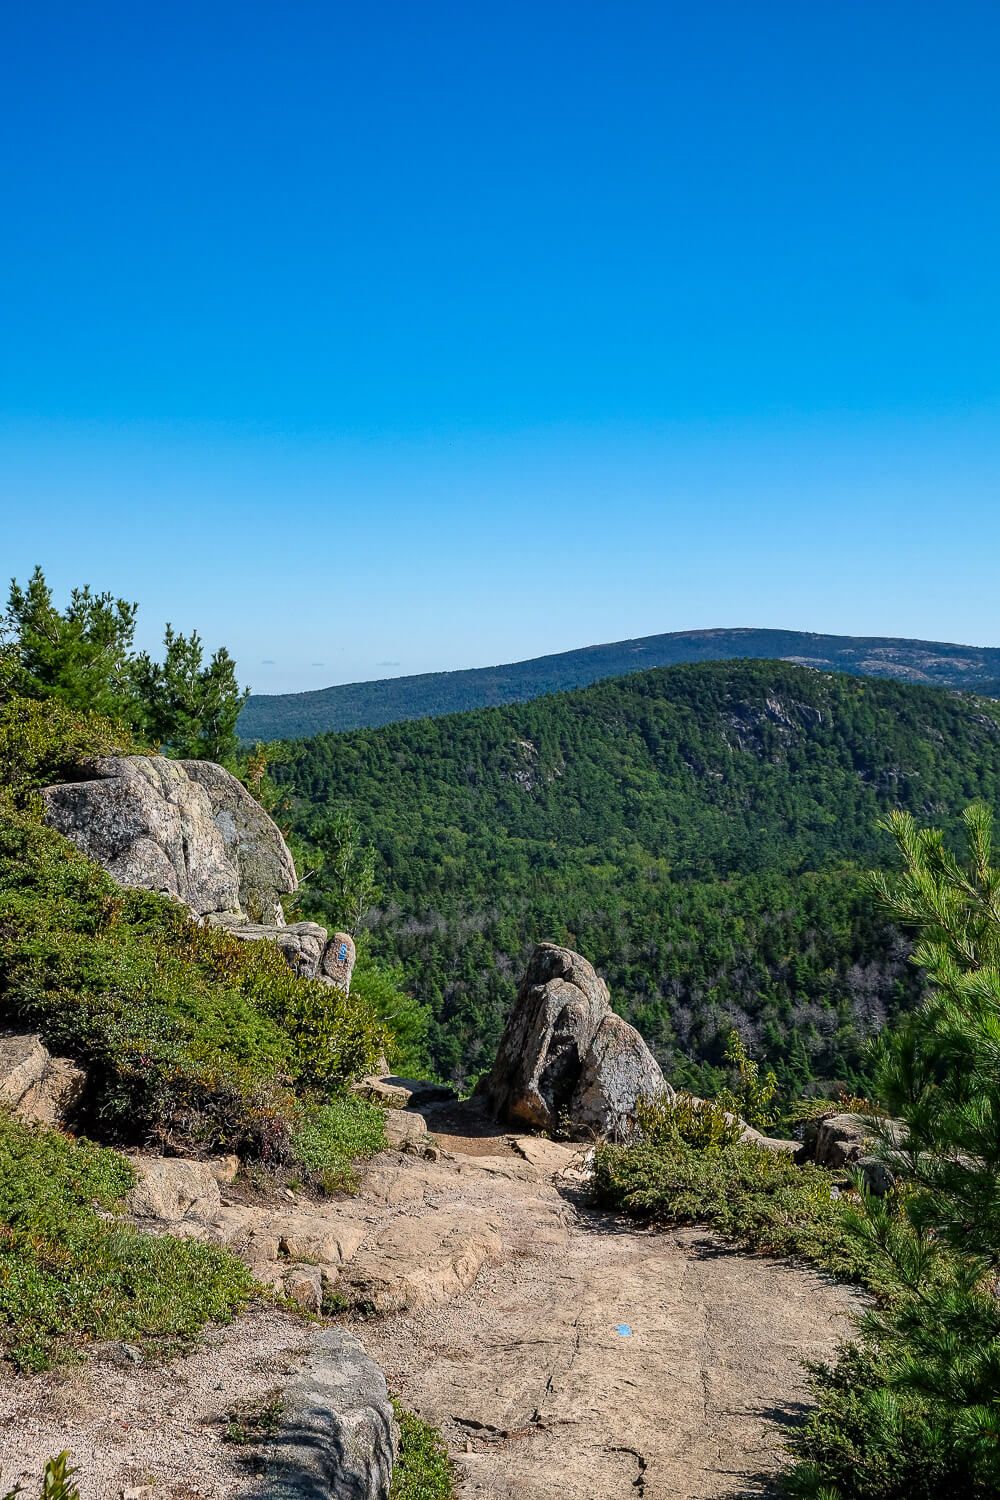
[
  {"left": 41, "top": 755, "right": 294, "bottom": 922},
  {"left": 478, "top": 942, "right": 671, "bottom": 1140},
  {"left": 41, "top": 755, "right": 356, "bottom": 991}
]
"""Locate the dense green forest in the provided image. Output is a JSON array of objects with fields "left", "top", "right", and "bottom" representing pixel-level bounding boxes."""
[
  {"left": 275, "top": 660, "right": 1000, "bottom": 1093},
  {"left": 241, "top": 626, "right": 1000, "bottom": 739}
]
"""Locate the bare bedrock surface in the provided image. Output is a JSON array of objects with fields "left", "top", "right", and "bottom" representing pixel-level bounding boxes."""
[{"left": 362, "top": 1119, "right": 860, "bottom": 1500}]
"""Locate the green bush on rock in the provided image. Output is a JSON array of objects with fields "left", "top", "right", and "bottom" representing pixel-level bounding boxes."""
[
  {"left": 0, "top": 809, "right": 387, "bottom": 1160},
  {"left": 0, "top": 1113, "right": 255, "bottom": 1371}
]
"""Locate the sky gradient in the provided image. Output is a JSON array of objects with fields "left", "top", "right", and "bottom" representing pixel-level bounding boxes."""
[{"left": 3, "top": 2, "right": 999, "bottom": 692}]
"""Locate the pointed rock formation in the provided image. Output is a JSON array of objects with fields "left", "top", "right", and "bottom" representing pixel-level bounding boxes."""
[{"left": 478, "top": 942, "right": 671, "bottom": 1140}]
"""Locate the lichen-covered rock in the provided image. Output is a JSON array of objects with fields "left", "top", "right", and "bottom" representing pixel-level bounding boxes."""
[
  {"left": 179, "top": 759, "right": 296, "bottom": 923},
  {"left": 261, "top": 1328, "right": 398, "bottom": 1500},
  {"left": 352, "top": 1075, "right": 458, "bottom": 1110},
  {"left": 0, "top": 1033, "right": 86, "bottom": 1126},
  {"left": 479, "top": 943, "right": 671, "bottom": 1140},
  {"left": 858, "top": 1154, "right": 898, "bottom": 1196},
  {"left": 41, "top": 755, "right": 296, "bottom": 922},
  {"left": 382, "top": 1109, "right": 429, "bottom": 1149},
  {"left": 572, "top": 1012, "right": 668, "bottom": 1140}
]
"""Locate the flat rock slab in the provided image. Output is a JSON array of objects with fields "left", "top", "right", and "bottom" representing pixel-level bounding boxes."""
[{"left": 363, "top": 1210, "right": 861, "bottom": 1500}]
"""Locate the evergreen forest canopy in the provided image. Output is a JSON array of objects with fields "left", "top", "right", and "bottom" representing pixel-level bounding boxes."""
[
  {"left": 275, "top": 660, "right": 1000, "bottom": 1094},
  {"left": 240, "top": 626, "right": 1000, "bottom": 739}
]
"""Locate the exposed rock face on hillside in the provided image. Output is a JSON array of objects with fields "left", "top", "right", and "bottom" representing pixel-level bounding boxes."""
[
  {"left": 42, "top": 755, "right": 294, "bottom": 921},
  {"left": 41, "top": 755, "right": 356, "bottom": 991},
  {"left": 479, "top": 943, "right": 671, "bottom": 1139},
  {"left": 177, "top": 758, "right": 296, "bottom": 922}
]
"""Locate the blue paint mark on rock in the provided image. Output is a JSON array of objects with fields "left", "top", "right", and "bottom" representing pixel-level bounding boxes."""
[{"left": 616, "top": 1323, "right": 632, "bottom": 1338}]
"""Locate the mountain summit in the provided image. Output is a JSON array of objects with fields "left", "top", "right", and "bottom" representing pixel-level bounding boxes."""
[{"left": 239, "top": 627, "right": 1000, "bottom": 740}]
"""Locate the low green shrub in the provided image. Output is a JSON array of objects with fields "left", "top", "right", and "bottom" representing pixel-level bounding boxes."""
[
  {"left": 592, "top": 1134, "right": 882, "bottom": 1289},
  {"left": 390, "top": 1403, "right": 455, "bottom": 1500},
  {"left": 293, "top": 1095, "right": 387, "bottom": 1194},
  {"left": 0, "top": 1113, "right": 255, "bottom": 1370},
  {"left": 0, "top": 694, "right": 138, "bottom": 812},
  {"left": 779, "top": 1341, "right": 995, "bottom": 1500},
  {"left": 636, "top": 1090, "right": 743, "bottom": 1150}
]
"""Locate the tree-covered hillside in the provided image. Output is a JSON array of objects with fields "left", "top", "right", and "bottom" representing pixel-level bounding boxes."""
[
  {"left": 241, "top": 626, "right": 1000, "bottom": 739},
  {"left": 275, "top": 661, "right": 1000, "bottom": 1092}
]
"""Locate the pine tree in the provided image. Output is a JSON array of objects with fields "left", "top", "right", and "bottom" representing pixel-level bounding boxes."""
[
  {"left": 5, "top": 570, "right": 248, "bottom": 767},
  {"left": 311, "top": 808, "right": 382, "bottom": 934},
  {"left": 4, "top": 567, "right": 138, "bottom": 720},
  {"left": 131, "top": 625, "right": 247, "bottom": 763},
  {"left": 784, "top": 802, "right": 1000, "bottom": 1497}
]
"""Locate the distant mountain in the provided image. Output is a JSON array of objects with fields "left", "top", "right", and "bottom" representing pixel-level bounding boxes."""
[{"left": 239, "top": 627, "right": 1000, "bottom": 740}]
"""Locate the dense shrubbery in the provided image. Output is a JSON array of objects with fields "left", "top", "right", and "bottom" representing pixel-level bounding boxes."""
[
  {"left": 275, "top": 660, "right": 1000, "bottom": 1089},
  {"left": 0, "top": 809, "right": 387, "bottom": 1159},
  {"left": 0, "top": 695, "right": 138, "bottom": 813},
  {"left": 592, "top": 1112, "right": 880, "bottom": 1290},
  {"left": 0, "top": 574, "right": 410, "bottom": 1379},
  {"left": 0, "top": 1113, "right": 255, "bottom": 1370},
  {"left": 782, "top": 1343, "right": 995, "bottom": 1500},
  {"left": 293, "top": 1096, "right": 387, "bottom": 1194}
]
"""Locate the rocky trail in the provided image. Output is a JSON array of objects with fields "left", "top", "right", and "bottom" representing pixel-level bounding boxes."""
[
  {"left": 367, "top": 1104, "right": 860, "bottom": 1500},
  {"left": 0, "top": 1097, "right": 859, "bottom": 1500}
]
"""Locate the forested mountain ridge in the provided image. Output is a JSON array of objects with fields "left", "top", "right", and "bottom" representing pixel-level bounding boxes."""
[
  {"left": 241, "top": 626, "right": 1000, "bottom": 739},
  {"left": 275, "top": 660, "right": 1000, "bottom": 1091}
]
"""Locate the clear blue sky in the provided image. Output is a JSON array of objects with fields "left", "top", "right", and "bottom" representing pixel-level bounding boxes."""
[{"left": 2, "top": 2, "right": 998, "bottom": 693}]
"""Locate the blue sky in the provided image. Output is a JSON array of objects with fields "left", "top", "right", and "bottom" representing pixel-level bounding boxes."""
[{"left": 2, "top": 2, "right": 998, "bottom": 693}]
